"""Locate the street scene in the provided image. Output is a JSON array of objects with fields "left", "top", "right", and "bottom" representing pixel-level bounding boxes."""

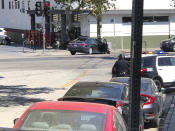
[{"left": 1, "top": 0, "right": 175, "bottom": 131}]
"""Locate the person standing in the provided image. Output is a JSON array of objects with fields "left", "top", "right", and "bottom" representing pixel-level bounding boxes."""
[{"left": 112, "top": 54, "right": 130, "bottom": 77}]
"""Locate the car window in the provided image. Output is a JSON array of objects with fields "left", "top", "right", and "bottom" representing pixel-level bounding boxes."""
[
  {"left": 111, "top": 78, "right": 152, "bottom": 95},
  {"left": 77, "top": 37, "right": 88, "bottom": 41},
  {"left": 142, "top": 57, "right": 154, "bottom": 67},
  {"left": 158, "top": 57, "right": 174, "bottom": 66},
  {"left": 170, "top": 57, "right": 175, "bottom": 66},
  {"left": 65, "top": 84, "right": 125, "bottom": 100},
  {"left": 0, "top": 29, "right": 2, "bottom": 32},
  {"left": 113, "top": 110, "right": 127, "bottom": 131},
  {"left": 141, "top": 82, "right": 152, "bottom": 95},
  {"left": 19, "top": 110, "right": 105, "bottom": 131},
  {"left": 86, "top": 39, "right": 97, "bottom": 45}
]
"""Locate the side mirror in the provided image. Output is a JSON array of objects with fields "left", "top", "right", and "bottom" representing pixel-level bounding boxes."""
[
  {"left": 160, "top": 88, "right": 166, "bottom": 93},
  {"left": 14, "top": 118, "right": 19, "bottom": 125}
]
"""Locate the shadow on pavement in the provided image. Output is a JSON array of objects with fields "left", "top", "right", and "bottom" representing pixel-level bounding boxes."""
[{"left": 0, "top": 85, "right": 64, "bottom": 107}]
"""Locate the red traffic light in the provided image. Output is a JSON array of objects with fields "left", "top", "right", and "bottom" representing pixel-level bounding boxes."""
[{"left": 45, "top": 2, "right": 50, "bottom": 7}]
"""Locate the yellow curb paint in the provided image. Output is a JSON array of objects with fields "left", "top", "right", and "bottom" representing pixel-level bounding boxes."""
[{"left": 62, "top": 70, "right": 88, "bottom": 88}]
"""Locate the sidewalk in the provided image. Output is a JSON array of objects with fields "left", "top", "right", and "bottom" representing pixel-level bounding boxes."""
[{"left": 0, "top": 45, "right": 160, "bottom": 59}]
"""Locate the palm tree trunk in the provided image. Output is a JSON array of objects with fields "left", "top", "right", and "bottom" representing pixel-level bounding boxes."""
[{"left": 97, "top": 15, "right": 102, "bottom": 41}]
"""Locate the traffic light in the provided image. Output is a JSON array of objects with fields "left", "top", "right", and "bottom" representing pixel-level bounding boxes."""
[
  {"left": 44, "top": 1, "right": 50, "bottom": 16},
  {"left": 35, "top": 1, "right": 42, "bottom": 16}
]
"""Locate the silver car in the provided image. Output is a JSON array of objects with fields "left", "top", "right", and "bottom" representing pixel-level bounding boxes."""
[{"left": 110, "top": 77, "right": 164, "bottom": 127}]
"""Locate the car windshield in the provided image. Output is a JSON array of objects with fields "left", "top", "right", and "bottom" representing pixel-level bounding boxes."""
[
  {"left": 111, "top": 78, "right": 152, "bottom": 95},
  {"left": 65, "top": 83, "right": 125, "bottom": 100},
  {"left": 142, "top": 57, "right": 155, "bottom": 67},
  {"left": 19, "top": 110, "right": 105, "bottom": 131}
]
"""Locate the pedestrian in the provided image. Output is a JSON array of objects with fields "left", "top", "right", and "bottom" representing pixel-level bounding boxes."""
[{"left": 112, "top": 54, "right": 130, "bottom": 77}]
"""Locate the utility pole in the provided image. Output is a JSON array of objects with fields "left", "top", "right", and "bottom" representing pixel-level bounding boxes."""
[{"left": 128, "top": 0, "right": 144, "bottom": 131}]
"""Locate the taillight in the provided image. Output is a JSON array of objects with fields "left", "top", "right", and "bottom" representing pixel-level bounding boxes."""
[
  {"left": 80, "top": 43, "right": 87, "bottom": 46},
  {"left": 68, "top": 43, "right": 72, "bottom": 46},
  {"left": 141, "top": 68, "right": 147, "bottom": 73},
  {"left": 116, "top": 101, "right": 124, "bottom": 114},
  {"left": 116, "top": 101, "right": 124, "bottom": 109},
  {"left": 140, "top": 94, "right": 154, "bottom": 105}
]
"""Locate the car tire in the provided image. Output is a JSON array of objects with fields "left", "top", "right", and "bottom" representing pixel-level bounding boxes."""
[
  {"left": 172, "top": 44, "right": 175, "bottom": 52},
  {"left": 153, "top": 79, "right": 162, "bottom": 91},
  {"left": 2, "top": 39, "right": 7, "bottom": 45},
  {"left": 88, "top": 48, "right": 93, "bottom": 54},
  {"left": 107, "top": 50, "right": 110, "bottom": 54},
  {"left": 70, "top": 51, "right": 76, "bottom": 55}
]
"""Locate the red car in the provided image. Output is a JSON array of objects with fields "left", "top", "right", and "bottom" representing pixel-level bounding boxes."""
[{"left": 14, "top": 101, "right": 127, "bottom": 131}]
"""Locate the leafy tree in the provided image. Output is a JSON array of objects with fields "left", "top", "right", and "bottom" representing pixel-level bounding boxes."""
[{"left": 54, "top": 0, "right": 116, "bottom": 40}]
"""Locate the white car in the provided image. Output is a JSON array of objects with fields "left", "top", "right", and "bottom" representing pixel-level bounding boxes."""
[{"left": 0, "top": 28, "right": 11, "bottom": 45}]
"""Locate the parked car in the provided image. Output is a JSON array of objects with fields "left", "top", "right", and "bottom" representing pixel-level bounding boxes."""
[
  {"left": 58, "top": 81, "right": 144, "bottom": 130},
  {"left": 14, "top": 101, "right": 127, "bottom": 131},
  {"left": 67, "top": 36, "right": 110, "bottom": 55},
  {"left": 112, "top": 53, "right": 175, "bottom": 90},
  {"left": 160, "top": 36, "right": 175, "bottom": 52},
  {"left": 0, "top": 28, "right": 11, "bottom": 45},
  {"left": 110, "top": 77, "right": 164, "bottom": 127}
]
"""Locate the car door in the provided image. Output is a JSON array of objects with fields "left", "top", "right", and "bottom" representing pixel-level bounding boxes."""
[
  {"left": 89, "top": 39, "right": 99, "bottom": 53},
  {"left": 156, "top": 56, "right": 175, "bottom": 83}
]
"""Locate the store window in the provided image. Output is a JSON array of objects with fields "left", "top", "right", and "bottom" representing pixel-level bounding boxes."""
[
  {"left": 18, "top": 1, "right": 20, "bottom": 9},
  {"left": 2, "top": 0, "right": 4, "bottom": 9},
  {"left": 122, "top": 16, "right": 168, "bottom": 23},
  {"left": 9, "top": 1, "right": 11, "bottom": 9}
]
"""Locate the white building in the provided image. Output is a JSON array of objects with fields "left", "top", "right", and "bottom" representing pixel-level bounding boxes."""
[{"left": 0, "top": 0, "right": 175, "bottom": 49}]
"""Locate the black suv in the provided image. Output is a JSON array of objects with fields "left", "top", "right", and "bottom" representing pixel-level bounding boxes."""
[
  {"left": 112, "top": 54, "right": 175, "bottom": 90},
  {"left": 160, "top": 36, "right": 175, "bottom": 52}
]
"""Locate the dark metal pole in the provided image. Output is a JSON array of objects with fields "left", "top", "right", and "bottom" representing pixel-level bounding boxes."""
[{"left": 128, "top": 0, "right": 144, "bottom": 131}]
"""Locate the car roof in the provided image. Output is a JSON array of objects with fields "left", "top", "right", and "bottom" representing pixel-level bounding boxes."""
[
  {"left": 72, "top": 81, "right": 127, "bottom": 87},
  {"left": 111, "top": 77, "right": 152, "bottom": 83},
  {"left": 30, "top": 101, "right": 112, "bottom": 114}
]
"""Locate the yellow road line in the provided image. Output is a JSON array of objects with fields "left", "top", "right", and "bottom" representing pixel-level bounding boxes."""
[{"left": 62, "top": 70, "right": 88, "bottom": 88}]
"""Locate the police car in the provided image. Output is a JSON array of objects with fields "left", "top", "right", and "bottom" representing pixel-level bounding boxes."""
[
  {"left": 116, "top": 50, "right": 175, "bottom": 90},
  {"left": 141, "top": 51, "right": 175, "bottom": 89}
]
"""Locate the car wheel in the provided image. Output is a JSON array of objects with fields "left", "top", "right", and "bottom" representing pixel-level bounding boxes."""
[
  {"left": 172, "top": 44, "right": 175, "bottom": 52},
  {"left": 88, "top": 48, "right": 93, "bottom": 54},
  {"left": 153, "top": 79, "right": 162, "bottom": 91},
  {"left": 2, "top": 39, "right": 7, "bottom": 45},
  {"left": 70, "top": 51, "right": 76, "bottom": 55},
  {"left": 107, "top": 50, "right": 110, "bottom": 54}
]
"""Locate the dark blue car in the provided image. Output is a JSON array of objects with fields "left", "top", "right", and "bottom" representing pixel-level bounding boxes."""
[{"left": 67, "top": 36, "right": 110, "bottom": 55}]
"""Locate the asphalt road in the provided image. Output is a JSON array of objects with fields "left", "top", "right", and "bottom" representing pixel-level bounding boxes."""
[{"left": 0, "top": 46, "right": 173, "bottom": 130}]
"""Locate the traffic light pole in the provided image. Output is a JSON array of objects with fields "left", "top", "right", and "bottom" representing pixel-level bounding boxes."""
[
  {"left": 42, "top": 0, "right": 46, "bottom": 53},
  {"left": 128, "top": 0, "right": 144, "bottom": 131}
]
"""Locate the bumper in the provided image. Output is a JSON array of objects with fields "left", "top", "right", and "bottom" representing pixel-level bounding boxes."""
[
  {"left": 142, "top": 107, "right": 156, "bottom": 121},
  {"left": 67, "top": 46, "right": 89, "bottom": 53}
]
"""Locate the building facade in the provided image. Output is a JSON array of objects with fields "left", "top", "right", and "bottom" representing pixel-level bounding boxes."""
[{"left": 0, "top": 0, "right": 175, "bottom": 49}]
